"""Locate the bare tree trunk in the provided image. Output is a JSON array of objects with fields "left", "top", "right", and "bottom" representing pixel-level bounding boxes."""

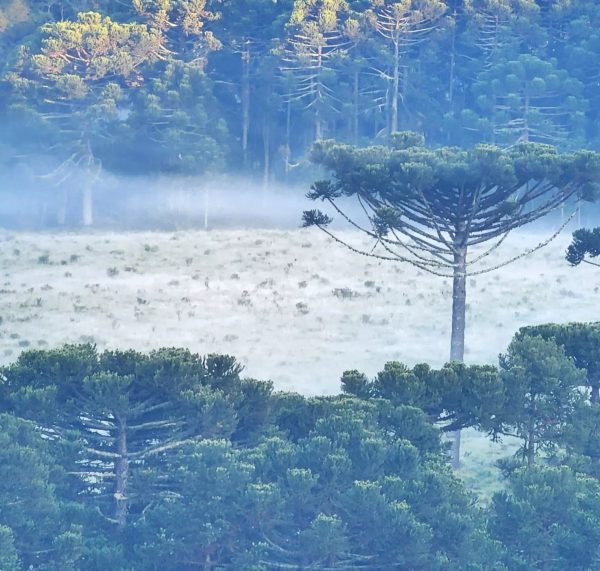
[
  {"left": 526, "top": 404, "right": 535, "bottom": 467},
  {"left": 448, "top": 10, "right": 457, "bottom": 111},
  {"left": 284, "top": 93, "right": 292, "bottom": 179},
  {"left": 352, "top": 69, "right": 359, "bottom": 145},
  {"left": 391, "top": 37, "right": 400, "bottom": 134},
  {"left": 57, "top": 188, "right": 67, "bottom": 226},
  {"left": 82, "top": 185, "right": 93, "bottom": 226},
  {"left": 315, "top": 106, "right": 322, "bottom": 141},
  {"left": 450, "top": 247, "right": 467, "bottom": 362},
  {"left": 241, "top": 41, "right": 251, "bottom": 168},
  {"left": 263, "top": 121, "right": 270, "bottom": 191},
  {"left": 450, "top": 245, "right": 467, "bottom": 469},
  {"left": 115, "top": 416, "right": 129, "bottom": 530}
]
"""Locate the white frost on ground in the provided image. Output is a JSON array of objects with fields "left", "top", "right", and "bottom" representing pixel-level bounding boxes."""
[{"left": 0, "top": 227, "right": 596, "bottom": 394}]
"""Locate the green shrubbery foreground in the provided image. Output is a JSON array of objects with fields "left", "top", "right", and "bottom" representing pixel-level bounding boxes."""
[{"left": 2, "top": 324, "right": 600, "bottom": 570}]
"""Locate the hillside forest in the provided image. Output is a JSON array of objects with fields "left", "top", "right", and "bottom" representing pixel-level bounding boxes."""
[{"left": 3, "top": 0, "right": 600, "bottom": 224}]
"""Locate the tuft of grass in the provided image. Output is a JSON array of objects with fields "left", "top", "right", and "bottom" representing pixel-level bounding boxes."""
[
  {"left": 296, "top": 302, "right": 309, "bottom": 315},
  {"left": 332, "top": 287, "right": 358, "bottom": 299},
  {"left": 238, "top": 291, "right": 252, "bottom": 307}
]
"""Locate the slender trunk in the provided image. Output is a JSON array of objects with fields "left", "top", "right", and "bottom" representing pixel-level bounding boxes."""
[
  {"left": 352, "top": 69, "right": 359, "bottom": 145},
  {"left": 491, "top": 95, "right": 498, "bottom": 145},
  {"left": 450, "top": 244, "right": 467, "bottom": 469},
  {"left": 57, "top": 189, "right": 67, "bottom": 226},
  {"left": 82, "top": 185, "right": 93, "bottom": 226},
  {"left": 448, "top": 10, "right": 457, "bottom": 111},
  {"left": 262, "top": 121, "right": 270, "bottom": 191},
  {"left": 523, "top": 89, "right": 530, "bottom": 142},
  {"left": 241, "top": 41, "right": 251, "bottom": 168},
  {"left": 315, "top": 106, "right": 322, "bottom": 141},
  {"left": 285, "top": 92, "right": 292, "bottom": 178},
  {"left": 450, "top": 247, "right": 467, "bottom": 362},
  {"left": 115, "top": 416, "right": 129, "bottom": 529},
  {"left": 527, "top": 402, "right": 536, "bottom": 467},
  {"left": 391, "top": 37, "right": 400, "bottom": 134},
  {"left": 314, "top": 45, "right": 323, "bottom": 141}
]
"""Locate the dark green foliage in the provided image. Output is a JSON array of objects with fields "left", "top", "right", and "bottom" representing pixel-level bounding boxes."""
[
  {"left": 0, "top": 413, "right": 83, "bottom": 569},
  {"left": 495, "top": 335, "right": 586, "bottom": 466},
  {"left": 1, "top": 345, "right": 508, "bottom": 570},
  {"left": 0, "top": 526, "right": 20, "bottom": 571},
  {"left": 490, "top": 466, "right": 600, "bottom": 570},
  {"left": 110, "top": 60, "right": 229, "bottom": 174},
  {"left": 567, "top": 228, "right": 600, "bottom": 266},
  {"left": 560, "top": 402, "right": 600, "bottom": 479},
  {"left": 341, "top": 360, "right": 505, "bottom": 433},
  {"left": 1, "top": 345, "right": 266, "bottom": 537},
  {"left": 517, "top": 322, "right": 600, "bottom": 401}
]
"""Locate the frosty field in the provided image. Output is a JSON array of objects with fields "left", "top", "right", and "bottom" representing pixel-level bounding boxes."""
[
  {"left": 1, "top": 226, "right": 596, "bottom": 495},
  {"left": 2, "top": 226, "right": 595, "bottom": 385}
]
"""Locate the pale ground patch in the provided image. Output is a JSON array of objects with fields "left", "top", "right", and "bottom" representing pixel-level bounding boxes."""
[{"left": 0, "top": 226, "right": 596, "bottom": 497}]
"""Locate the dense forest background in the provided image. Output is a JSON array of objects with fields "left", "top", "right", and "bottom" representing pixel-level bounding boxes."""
[{"left": 1, "top": 0, "right": 600, "bottom": 227}]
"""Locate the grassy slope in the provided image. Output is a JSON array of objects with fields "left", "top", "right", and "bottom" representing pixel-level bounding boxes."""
[{"left": 0, "top": 227, "right": 595, "bottom": 498}]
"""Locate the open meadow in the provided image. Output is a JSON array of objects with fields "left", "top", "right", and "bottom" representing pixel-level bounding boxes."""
[{"left": 1, "top": 226, "right": 596, "bottom": 498}]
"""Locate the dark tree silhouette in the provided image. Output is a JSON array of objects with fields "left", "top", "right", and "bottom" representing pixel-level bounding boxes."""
[{"left": 567, "top": 227, "right": 600, "bottom": 267}]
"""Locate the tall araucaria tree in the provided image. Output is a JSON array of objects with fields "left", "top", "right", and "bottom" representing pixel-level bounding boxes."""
[
  {"left": 365, "top": 0, "right": 446, "bottom": 135},
  {"left": 6, "top": 12, "right": 165, "bottom": 226},
  {"left": 303, "top": 134, "right": 600, "bottom": 465},
  {"left": 0, "top": 345, "right": 266, "bottom": 532}
]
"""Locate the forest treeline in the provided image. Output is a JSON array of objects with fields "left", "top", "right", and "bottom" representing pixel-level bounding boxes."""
[
  {"left": 1, "top": 0, "right": 600, "bottom": 189},
  {"left": 2, "top": 323, "right": 600, "bottom": 569}
]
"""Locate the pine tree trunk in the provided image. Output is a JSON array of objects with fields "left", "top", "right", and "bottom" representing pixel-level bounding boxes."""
[
  {"left": 352, "top": 69, "right": 359, "bottom": 145},
  {"left": 57, "top": 188, "right": 67, "bottom": 226},
  {"left": 391, "top": 37, "right": 400, "bottom": 134},
  {"left": 450, "top": 245, "right": 467, "bottom": 469},
  {"left": 241, "top": 42, "right": 251, "bottom": 168},
  {"left": 448, "top": 10, "right": 457, "bottom": 111},
  {"left": 527, "top": 405, "right": 536, "bottom": 467},
  {"left": 285, "top": 93, "right": 292, "bottom": 178},
  {"left": 263, "top": 121, "right": 270, "bottom": 191},
  {"left": 115, "top": 416, "right": 129, "bottom": 529},
  {"left": 450, "top": 247, "right": 467, "bottom": 362}
]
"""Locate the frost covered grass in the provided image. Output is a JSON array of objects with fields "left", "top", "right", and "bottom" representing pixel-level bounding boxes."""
[{"left": 0, "top": 226, "right": 595, "bottom": 495}]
